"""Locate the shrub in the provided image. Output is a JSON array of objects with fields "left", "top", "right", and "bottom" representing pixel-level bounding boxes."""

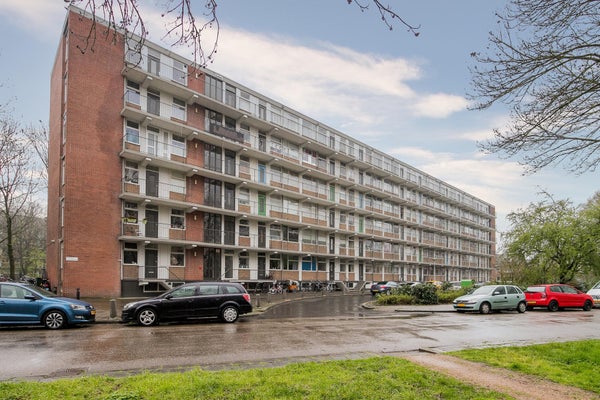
[
  {"left": 411, "top": 284, "right": 438, "bottom": 305},
  {"left": 438, "top": 288, "right": 469, "bottom": 304},
  {"left": 375, "top": 293, "right": 414, "bottom": 305}
]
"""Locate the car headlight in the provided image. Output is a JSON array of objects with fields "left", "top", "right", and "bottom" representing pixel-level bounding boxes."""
[
  {"left": 70, "top": 304, "right": 87, "bottom": 311},
  {"left": 123, "top": 302, "right": 136, "bottom": 310}
]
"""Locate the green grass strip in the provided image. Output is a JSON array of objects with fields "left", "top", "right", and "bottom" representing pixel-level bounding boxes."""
[
  {"left": 0, "top": 357, "right": 511, "bottom": 400},
  {"left": 451, "top": 339, "right": 600, "bottom": 394}
]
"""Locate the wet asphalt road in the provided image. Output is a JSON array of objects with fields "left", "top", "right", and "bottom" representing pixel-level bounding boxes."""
[{"left": 1, "top": 294, "right": 599, "bottom": 381}]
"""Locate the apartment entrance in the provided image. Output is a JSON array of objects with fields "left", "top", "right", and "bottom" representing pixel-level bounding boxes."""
[{"left": 144, "top": 247, "right": 158, "bottom": 278}]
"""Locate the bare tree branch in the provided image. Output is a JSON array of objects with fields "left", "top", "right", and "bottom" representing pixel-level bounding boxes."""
[
  {"left": 469, "top": 0, "right": 600, "bottom": 174},
  {"left": 348, "top": 0, "right": 420, "bottom": 36}
]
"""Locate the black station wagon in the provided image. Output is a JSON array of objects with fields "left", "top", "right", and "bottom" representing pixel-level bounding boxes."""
[{"left": 121, "top": 282, "right": 252, "bottom": 325}]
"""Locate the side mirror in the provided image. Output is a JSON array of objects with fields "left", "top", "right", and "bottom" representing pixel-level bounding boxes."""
[{"left": 24, "top": 295, "right": 37, "bottom": 301}]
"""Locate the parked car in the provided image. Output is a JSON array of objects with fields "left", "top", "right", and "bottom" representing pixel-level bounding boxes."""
[
  {"left": 452, "top": 284, "right": 527, "bottom": 314},
  {"left": 525, "top": 284, "right": 594, "bottom": 311},
  {"left": 370, "top": 281, "right": 399, "bottom": 296},
  {"left": 587, "top": 281, "right": 600, "bottom": 308},
  {"left": 121, "top": 281, "right": 253, "bottom": 326},
  {"left": 0, "top": 282, "right": 96, "bottom": 329}
]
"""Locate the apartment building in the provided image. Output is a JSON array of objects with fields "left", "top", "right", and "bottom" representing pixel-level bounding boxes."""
[{"left": 47, "top": 7, "right": 496, "bottom": 298}]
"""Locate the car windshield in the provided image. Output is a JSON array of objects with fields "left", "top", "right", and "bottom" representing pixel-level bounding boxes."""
[
  {"left": 470, "top": 286, "right": 496, "bottom": 296},
  {"left": 526, "top": 286, "right": 546, "bottom": 293},
  {"left": 23, "top": 284, "right": 58, "bottom": 297},
  {"left": 592, "top": 282, "right": 600, "bottom": 290}
]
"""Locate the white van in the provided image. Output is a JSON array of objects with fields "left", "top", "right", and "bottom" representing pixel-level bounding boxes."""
[{"left": 586, "top": 281, "right": 600, "bottom": 308}]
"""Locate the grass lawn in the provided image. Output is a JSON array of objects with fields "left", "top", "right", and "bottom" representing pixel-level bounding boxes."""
[
  {"left": 0, "top": 357, "right": 510, "bottom": 400},
  {"left": 451, "top": 339, "right": 600, "bottom": 394}
]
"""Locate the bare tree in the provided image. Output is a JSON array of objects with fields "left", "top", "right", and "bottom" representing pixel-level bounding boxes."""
[
  {"left": 65, "top": 0, "right": 419, "bottom": 67},
  {"left": 0, "top": 116, "right": 42, "bottom": 280},
  {"left": 469, "top": 0, "right": 600, "bottom": 174}
]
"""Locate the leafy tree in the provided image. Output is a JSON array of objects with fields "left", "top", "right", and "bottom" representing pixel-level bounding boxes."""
[
  {"left": 470, "top": 0, "right": 600, "bottom": 174},
  {"left": 66, "top": 0, "right": 419, "bottom": 66},
  {"left": 502, "top": 193, "right": 599, "bottom": 285}
]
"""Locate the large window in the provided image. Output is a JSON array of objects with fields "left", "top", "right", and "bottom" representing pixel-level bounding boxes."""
[
  {"left": 125, "top": 80, "right": 140, "bottom": 105},
  {"left": 171, "top": 134, "right": 186, "bottom": 157},
  {"left": 224, "top": 150, "right": 236, "bottom": 176},
  {"left": 224, "top": 183, "right": 236, "bottom": 210},
  {"left": 172, "top": 59, "right": 187, "bottom": 85},
  {"left": 225, "top": 84, "right": 236, "bottom": 107},
  {"left": 170, "top": 246, "right": 184, "bottom": 266},
  {"left": 205, "top": 75, "right": 223, "bottom": 101},
  {"left": 239, "top": 219, "right": 249, "bottom": 237},
  {"left": 123, "top": 242, "right": 138, "bottom": 264},
  {"left": 170, "top": 209, "right": 184, "bottom": 229},
  {"left": 204, "top": 144, "right": 222, "bottom": 172},
  {"left": 204, "top": 213, "right": 221, "bottom": 244},
  {"left": 147, "top": 88, "right": 160, "bottom": 116},
  {"left": 125, "top": 120, "right": 139, "bottom": 144},
  {"left": 124, "top": 161, "right": 138, "bottom": 184},
  {"left": 172, "top": 98, "right": 186, "bottom": 120},
  {"left": 204, "top": 179, "right": 222, "bottom": 208}
]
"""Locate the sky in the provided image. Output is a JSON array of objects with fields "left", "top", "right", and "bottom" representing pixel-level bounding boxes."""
[{"left": 0, "top": 0, "right": 598, "bottom": 240}]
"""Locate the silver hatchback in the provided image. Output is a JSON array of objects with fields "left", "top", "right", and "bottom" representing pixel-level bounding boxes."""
[{"left": 453, "top": 284, "right": 527, "bottom": 314}]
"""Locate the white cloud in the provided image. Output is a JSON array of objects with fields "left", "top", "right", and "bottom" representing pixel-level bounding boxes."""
[{"left": 411, "top": 93, "right": 469, "bottom": 118}]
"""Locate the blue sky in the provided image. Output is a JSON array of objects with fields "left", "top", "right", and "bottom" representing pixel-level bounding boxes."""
[{"left": 0, "top": 1, "right": 598, "bottom": 238}]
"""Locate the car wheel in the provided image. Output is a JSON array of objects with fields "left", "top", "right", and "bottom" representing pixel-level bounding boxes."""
[
  {"left": 221, "top": 305, "right": 239, "bottom": 323},
  {"left": 137, "top": 307, "right": 158, "bottom": 326},
  {"left": 517, "top": 301, "right": 527, "bottom": 313},
  {"left": 44, "top": 310, "right": 67, "bottom": 329},
  {"left": 583, "top": 300, "right": 593, "bottom": 311},
  {"left": 548, "top": 300, "right": 559, "bottom": 312},
  {"left": 479, "top": 302, "right": 492, "bottom": 314}
]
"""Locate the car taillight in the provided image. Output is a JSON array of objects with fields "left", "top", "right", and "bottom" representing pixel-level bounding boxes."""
[{"left": 243, "top": 293, "right": 251, "bottom": 303}]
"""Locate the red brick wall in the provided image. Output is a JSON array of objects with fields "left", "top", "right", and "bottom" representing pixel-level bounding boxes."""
[
  {"left": 46, "top": 24, "right": 66, "bottom": 291},
  {"left": 58, "top": 10, "right": 125, "bottom": 297}
]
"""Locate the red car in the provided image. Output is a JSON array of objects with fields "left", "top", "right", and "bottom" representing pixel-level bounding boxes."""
[{"left": 525, "top": 284, "right": 594, "bottom": 311}]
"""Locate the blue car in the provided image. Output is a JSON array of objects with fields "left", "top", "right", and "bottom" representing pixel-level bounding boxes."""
[{"left": 0, "top": 282, "right": 96, "bottom": 329}]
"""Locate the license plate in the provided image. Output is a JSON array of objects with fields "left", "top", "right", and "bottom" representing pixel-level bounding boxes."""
[
  {"left": 457, "top": 303, "right": 465, "bottom": 307},
  {"left": 91, "top": 310, "right": 96, "bottom": 315}
]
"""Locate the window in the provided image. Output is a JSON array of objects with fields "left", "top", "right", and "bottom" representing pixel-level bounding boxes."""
[
  {"left": 205, "top": 74, "right": 223, "bottom": 101},
  {"left": 204, "top": 213, "right": 221, "bottom": 243},
  {"left": 269, "top": 254, "right": 281, "bottom": 270},
  {"left": 283, "top": 226, "right": 298, "bottom": 242},
  {"left": 224, "top": 150, "right": 236, "bottom": 176},
  {"left": 125, "top": 120, "right": 139, "bottom": 144},
  {"left": 125, "top": 80, "right": 140, "bottom": 105},
  {"left": 204, "top": 179, "right": 222, "bottom": 208},
  {"left": 123, "top": 202, "right": 138, "bottom": 222},
  {"left": 124, "top": 161, "right": 138, "bottom": 184},
  {"left": 238, "top": 187, "right": 250, "bottom": 206},
  {"left": 204, "top": 144, "right": 222, "bottom": 172},
  {"left": 170, "top": 246, "right": 184, "bottom": 266},
  {"left": 224, "top": 183, "right": 236, "bottom": 210},
  {"left": 239, "top": 155, "right": 250, "bottom": 176},
  {"left": 171, "top": 172, "right": 185, "bottom": 194},
  {"left": 123, "top": 242, "right": 138, "bottom": 264},
  {"left": 171, "top": 134, "right": 186, "bottom": 157},
  {"left": 172, "top": 98, "right": 186, "bottom": 120},
  {"left": 172, "top": 59, "right": 186, "bottom": 85},
  {"left": 171, "top": 209, "right": 184, "bottom": 229},
  {"left": 270, "top": 224, "right": 281, "bottom": 240},
  {"left": 224, "top": 216, "right": 236, "bottom": 245},
  {"left": 239, "top": 251, "right": 249, "bottom": 269},
  {"left": 148, "top": 48, "right": 161, "bottom": 75},
  {"left": 225, "top": 84, "right": 236, "bottom": 107},
  {"left": 147, "top": 88, "right": 160, "bottom": 116},
  {"left": 239, "top": 219, "right": 249, "bottom": 237}
]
